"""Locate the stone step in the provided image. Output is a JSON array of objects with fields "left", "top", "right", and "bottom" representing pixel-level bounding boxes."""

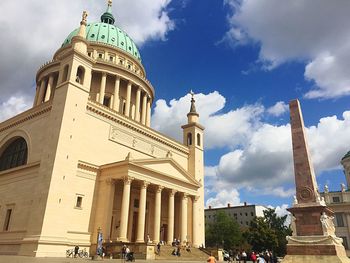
[{"left": 155, "top": 246, "right": 209, "bottom": 261}]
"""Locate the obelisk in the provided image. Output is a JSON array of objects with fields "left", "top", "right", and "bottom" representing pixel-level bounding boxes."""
[{"left": 282, "top": 99, "right": 349, "bottom": 263}]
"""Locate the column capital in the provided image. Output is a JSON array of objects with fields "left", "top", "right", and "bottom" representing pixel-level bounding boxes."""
[
  {"left": 182, "top": 193, "right": 189, "bottom": 200},
  {"left": 141, "top": 180, "right": 150, "bottom": 189},
  {"left": 169, "top": 189, "right": 177, "bottom": 197},
  {"left": 123, "top": 176, "right": 134, "bottom": 185},
  {"left": 192, "top": 195, "right": 200, "bottom": 202},
  {"left": 156, "top": 185, "right": 164, "bottom": 193},
  {"left": 105, "top": 178, "right": 115, "bottom": 185}
]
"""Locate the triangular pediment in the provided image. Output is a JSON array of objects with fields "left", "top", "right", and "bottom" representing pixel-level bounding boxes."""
[{"left": 130, "top": 158, "right": 200, "bottom": 187}]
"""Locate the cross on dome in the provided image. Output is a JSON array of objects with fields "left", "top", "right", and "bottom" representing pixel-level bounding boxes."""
[{"left": 190, "top": 89, "right": 194, "bottom": 99}]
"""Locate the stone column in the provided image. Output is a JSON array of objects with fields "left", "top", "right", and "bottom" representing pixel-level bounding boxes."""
[
  {"left": 141, "top": 93, "right": 147, "bottom": 125},
  {"left": 44, "top": 75, "right": 54, "bottom": 102},
  {"left": 99, "top": 72, "right": 107, "bottom": 104},
  {"left": 192, "top": 195, "right": 200, "bottom": 247},
  {"left": 119, "top": 176, "right": 133, "bottom": 242},
  {"left": 181, "top": 193, "right": 188, "bottom": 243},
  {"left": 146, "top": 98, "right": 151, "bottom": 127},
  {"left": 37, "top": 79, "right": 46, "bottom": 105},
  {"left": 33, "top": 83, "right": 40, "bottom": 107},
  {"left": 167, "top": 190, "right": 176, "bottom": 244},
  {"left": 125, "top": 81, "right": 132, "bottom": 117},
  {"left": 135, "top": 87, "right": 141, "bottom": 122},
  {"left": 153, "top": 186, "right": 163, "bottom": 243},
  {"left": 113, "top": 76, "right": 120, "bottom": 111},
  {"left": 93, "top": 178, "right": 116, "bottom": 242},
  {"left": 136, "top": 181, "right": 149, "bottom": 243}
]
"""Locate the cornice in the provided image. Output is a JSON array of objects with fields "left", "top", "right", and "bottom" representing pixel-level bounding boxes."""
[{"left": 0, "top": 104, "right": 52, "bottom": 133}]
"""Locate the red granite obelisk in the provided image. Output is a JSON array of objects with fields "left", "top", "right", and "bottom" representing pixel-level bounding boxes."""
[{"left": 282, "top": 99, "right": 349, "bottom": 263}]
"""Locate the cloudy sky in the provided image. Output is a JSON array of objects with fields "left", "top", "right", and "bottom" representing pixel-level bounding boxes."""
[{"left": 1, "top": 0, "right": 350, "bottom": 211}]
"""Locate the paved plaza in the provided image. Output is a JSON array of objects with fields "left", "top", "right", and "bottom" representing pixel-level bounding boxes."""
[{"left": 0, "top": 257, "right": 259, "bottom": 263}]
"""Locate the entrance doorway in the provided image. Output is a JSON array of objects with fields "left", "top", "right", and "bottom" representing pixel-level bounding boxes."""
[{"left": 161, "top": 224, "right": 168, "bottom": 242}]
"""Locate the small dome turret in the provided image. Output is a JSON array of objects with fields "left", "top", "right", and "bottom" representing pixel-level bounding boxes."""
[{"left": 101, "top": 0, "right": 115, "bottom": 24}]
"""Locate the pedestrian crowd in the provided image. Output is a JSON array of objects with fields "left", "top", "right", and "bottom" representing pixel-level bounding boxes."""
[{"left": 228, "top": 249, "right": 277, "bottom": 263}]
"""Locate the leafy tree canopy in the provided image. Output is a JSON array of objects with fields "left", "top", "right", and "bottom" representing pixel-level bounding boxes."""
[
  {"left": 205, "top": 210, "right": 242, "bottom": 249},
  {"left": 245, "top": 208, "right": 291, "bottom": 256}
]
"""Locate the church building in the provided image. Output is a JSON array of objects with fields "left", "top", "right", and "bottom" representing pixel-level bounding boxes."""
[{"left": 0, "top": 1, "right": 205, "bottom": 257}]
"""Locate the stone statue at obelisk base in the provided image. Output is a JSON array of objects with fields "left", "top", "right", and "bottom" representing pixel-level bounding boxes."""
[{"left": 282, "top": 99, "right": 350, "bottom": 263}]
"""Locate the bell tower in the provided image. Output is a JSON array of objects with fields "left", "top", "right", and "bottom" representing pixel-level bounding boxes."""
[{"left": 181, "top": 91, "right": 205, "bottom": 247}]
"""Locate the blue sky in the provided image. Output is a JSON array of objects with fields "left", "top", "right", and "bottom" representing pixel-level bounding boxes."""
[{"left": 1, "top": 0, "right": 350, "bottom": 212}]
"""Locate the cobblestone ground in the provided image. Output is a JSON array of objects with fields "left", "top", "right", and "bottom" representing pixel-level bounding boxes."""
[{"left": 0, "top": 257, "right": 255, "bottom": 263}]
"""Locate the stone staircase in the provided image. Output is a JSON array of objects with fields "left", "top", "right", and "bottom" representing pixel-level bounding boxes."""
[{"left": 155, "top": 245, "right": 209, "bottom": 261}]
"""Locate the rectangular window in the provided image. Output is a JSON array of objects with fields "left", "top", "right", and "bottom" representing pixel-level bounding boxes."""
[
  {"left": 335, "top": 213, "right": 345, "bottom": 227},
  {"left": 251, "top": 212, "right": 254, "bottom": 216},
  {"left": 75, "top": 196, "right": 83, "bottom": 208},
  {"left": 333, "top": 196, "right": 341, "bottom": 203},
  {"left": 3, "top": 209, "right": 12, "bottom": 231},
  {"left": 341, "top": 237, "right": 349, "bottom": 250}
]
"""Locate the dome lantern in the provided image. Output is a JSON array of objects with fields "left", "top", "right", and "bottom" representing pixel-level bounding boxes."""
[{"left": 101, "top": 0, "right": 115, "bottom": 25}]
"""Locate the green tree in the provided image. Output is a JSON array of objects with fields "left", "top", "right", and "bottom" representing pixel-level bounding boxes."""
[
  {"left": 245, "top": 208, "right": 291, "bottom": 256},
  {"left": 205, "top": 211, "right": 242, "bottom": 249}
]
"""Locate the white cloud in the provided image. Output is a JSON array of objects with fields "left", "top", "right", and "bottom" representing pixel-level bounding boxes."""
[
  {"left": 267, "top": 101, "right": 288, "bottom": 117},
  {"left": 205, "top": 189, "right": 241, "bottom": 208},
  {"left": 215, "top": 123, "right": 293, "bottom": 189},
  {"left": 0, "top": 95, "right": 32, "bottom": 122},
  {"left": 152, "top": 91, "right": 350, "bottom": 202},
  {"left": 224, "top": 0, "right": 350, "bottom": 99},
  {"left": 152, "top": 91, "right": 264, "bottom": 149},
  {"left": 0, "top": 0, "right": 174, "bottom": 102}
]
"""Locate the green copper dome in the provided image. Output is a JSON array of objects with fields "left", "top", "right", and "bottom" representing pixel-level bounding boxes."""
[
  {"left": 342, "top": 151, "right": 350, "bottom": 161},
  {"left": 62, "top": 4, "right": 141, "bottom": 62}
]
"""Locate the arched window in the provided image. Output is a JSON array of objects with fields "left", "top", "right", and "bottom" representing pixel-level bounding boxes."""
[
  {"left": 0, "top": 137, "right": 28, "bottom": 171},
  {"left": 187, "top": 133, "right": 192, "bottom": 146},
  {"left": 62, "top": 64, "right": 69, "bottom": 82},
  {"left": 76, "top": 66, "right": 85, "bottom": 84},
  {"left": 197, "top": 133, "right": 201, "bottom": 146}
]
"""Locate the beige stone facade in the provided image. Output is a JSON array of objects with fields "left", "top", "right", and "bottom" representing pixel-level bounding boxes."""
[
  {"left": 0, "top": 4, "right": 205, "bottom": 257},
  {"left": 319, "top": 153, "right": 350, "bottom": 256},
  {"left": 205, "top": 203, "right": 267, "bottom": 228}
]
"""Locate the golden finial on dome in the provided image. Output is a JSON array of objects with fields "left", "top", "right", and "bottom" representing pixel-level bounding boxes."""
[{"left": 108, "top": 0, "right": 113, "bottom": 7}]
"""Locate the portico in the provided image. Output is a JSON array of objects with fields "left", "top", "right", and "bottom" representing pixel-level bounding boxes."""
[{"left": 93, "top": 157, "right": 201, "bottom": 246}]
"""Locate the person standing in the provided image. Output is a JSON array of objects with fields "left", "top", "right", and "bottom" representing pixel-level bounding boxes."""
[
  {"left": 74, "top": 245, "right": 79, "bottom": 258},
  {"left": 121, "top": 244, "right": 127, "bottom": 262},
  {"left": 250, "top": 251, "right": 257, "bottom": 263},
  {"left": 157, "top": 242, "right": 161, "bottom": 255},
  {"left": 241, "top": 250, "right": 247, "bottom": 263}
]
